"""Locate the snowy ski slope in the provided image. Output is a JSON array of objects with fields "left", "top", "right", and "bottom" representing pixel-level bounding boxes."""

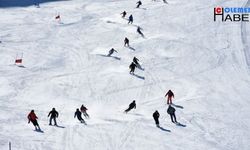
[{"left": 0, "top": 0, "right": 250, "bottom": 149}]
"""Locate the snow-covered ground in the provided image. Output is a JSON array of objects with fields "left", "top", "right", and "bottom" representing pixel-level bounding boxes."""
[{"left": 0, "top": 0, "right": 250, "bottom": 149}]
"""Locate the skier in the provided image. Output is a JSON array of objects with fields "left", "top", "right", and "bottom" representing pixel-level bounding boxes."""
[
  {"left": 165, "top": 90, "right": 174, "bottom": 104},
  {"left": 124, "top": 100, "right": 136, "bottom": 113},
  {"left": 48, "top": 108, "right": 59, "bottom": 126},
  {"left": 128, "top": 15, "right": 133, "bottom": 24},
  {"left": 121, "top": 11, "right": 127, "bottom": 18},
  {"left": 124, "top": 37, "right": 130, "bottom": 47},
  {"left": 133, "top": 57, "right": 140, "bottom": 66},
  {"left": 153, "top": 110, "right": 160, "bottom": 127},
  {"left": 137, "top": 26, "right": 144, "bottom": 37},
  {"left": 136, "top": 1, "right": 142, "bottom": 8},
  {"left": 27, "top": 110, "right": 41, "bottom": 130},
  {"left": 129, "top": 62, "right": 137, "bottom": 74},
  {"left": 167, "top": 105, "right": 177, "bottom": 123},
  {"left": 163, "top": 0, "right": 168, "bottom": 3},
  {"left": 80, "top": 104, "right": 89, "bottom": 118},
  {"left": 107, "top": 48, "right": 118, "bottom": 56},
  {"left": 74, "top": 108, "right": 85, "bottom": 123}
]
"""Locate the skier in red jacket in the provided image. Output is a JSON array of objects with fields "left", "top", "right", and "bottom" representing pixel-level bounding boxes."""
[
  {"left": 165, "top": 90, "right": 174, "bottom": 104},
  {"left": 80, "top": 104, "right": 89, "bottom": 118},
  {"left": 27, "top": 110, "right": 41, "bottom": 130}
]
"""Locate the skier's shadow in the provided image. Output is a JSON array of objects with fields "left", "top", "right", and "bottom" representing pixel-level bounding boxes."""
[
  {"left": 176, "top": 122, "right": 186, "bottom": 127},
  {"left": 139, "top": 34, "right": 145, "bottom": 38},
  {"left": 55, "top": 125, "right": 65, "bottom": 128},
  {"left": 34, "top": 129, "right": 44, "bottom": 133},
  {"left": 17, "top": 65, "right": 26, "bottom": 68},
  {"left": 172, "top": 104, "right": 184, "bottom": 109},
  {"left": 106, "top": 20, "right": 124, "bottom": 26},
  {"left": 132, "top": 73, "right": 145, "bottom": 80},
  {"left": 157, "top": 126, "right": 171, "bottom": 132},
  {"left": 128, "top": 46, "right": 135, "bottom": 51},
  {"left": 136, "top": 65, "right": 145, "bottom": 71},
  {"left": 138, "top": 8, "right": 147, "bottom": 10},
  {"left": 97, "top": 54, "right": 121, "bottom": 60}
]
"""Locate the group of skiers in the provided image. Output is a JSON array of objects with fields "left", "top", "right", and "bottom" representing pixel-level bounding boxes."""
[
  {"left": 28, "top": 90, "right": 177, "bottom": 130},
  {"left": 153, "top": 105, "right": 177, "bottom": 127},
  {"left": 27, "top": 0, "right": 177, "bottom": 132},
  {"left": 129, "top": 56, "right": 141, "bottom": 74},
  {"left": 123, "top": 90, "right": 178, "bottom": 127},
  {"left": 28, "top": 105, "right": 89, "bottom": 130},
  {"left": 106, "top": 1, "right": 178, "bottom": 128},
  {"left": 107, "top": 12, "right": 144, "bottom": 74}
]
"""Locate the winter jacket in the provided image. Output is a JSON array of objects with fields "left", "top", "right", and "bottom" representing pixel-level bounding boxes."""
[
  {"left": 129, "top": 15, "right": 133, "bottom": 21},
  {"left": 80, "top": 106, "right": 88, "bottom": 112},
  {"left": 48, "top": 110, "right": 59, "bottom": 118},
  {"left": 74, "top": 110, "right": 82, "bottom": 119},
  {"left": 165, "top": 90, "right": 174, "bottom": 97},
  {"left": 153, "top": 111, "right": 160, "bottom": 119},
  {"left": 133, "top": 57, "right": 139, "bottom": 64},
  {"left": 129, "top": 102, "right": 136, "bottom": 109},
  {"left": 129, "top": 63, "right": 137, "bottom": 69},
  {"left": 28, "top": 112, "right": 38, "bottom": 121},
  {"left": 167, "top": 106, "right": 175, "bottom": 115}
]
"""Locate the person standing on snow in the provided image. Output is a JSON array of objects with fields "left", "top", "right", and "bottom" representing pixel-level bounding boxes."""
[
  {"left": 74, "top": 108, "right": 85, "bottom": 123},
  {"left": 48, "top": 108, "right": 59, "bottom": 126},
  {"left": 107, "top": 48, "right": 118, "bottom": 56},
  {"left": 27, "top": 110, "right": 41, "bottom": 130},
  {"left": 165, "top": 90, "right": 174, "bottom": 104},
  {"left": 128, "top": 15, "right": 133, "bottom": 24},
  {"left": 129, "top": 62, "right": 137, "bottom": 74},
  {"left": 121, "top": 11, "right": 127, "bottom": 18},
  {"left": 167, "top": 105, "right": 177, "bottom": 123},
  {"left": 80, "top": 104, "right": 89, "bottom": 118},
  {"left": 136, "top": 1, "right": 142, "bottom": 8},
  {"left": 124, "top": 100, "right": 136, "bottom": 113},
  {"left": 153, "top": 110, "right": 160, "bottom": 127},
  {"left": 124, "top": 37, "right": 130, "bottom": 47}
]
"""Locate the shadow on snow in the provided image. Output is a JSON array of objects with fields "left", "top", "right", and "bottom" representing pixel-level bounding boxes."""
[
  {"left": 172, "top": 103, "right": 184, "bottom": 109},
  {"left": 157, "top": 126, "right": 171, "bottom": 132},
  {"left": 131, "top": 73, "right": 145, "bottom": 80},
  {"left": 176, "top": 122, "right": 186, "bottom": 127},
  {"left": 97, "top": 54, "right": 121, "bottom": 60}
]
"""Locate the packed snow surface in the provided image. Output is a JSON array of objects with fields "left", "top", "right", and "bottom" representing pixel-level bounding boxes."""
[{"left": 0, "top": 0, "right": 250, "bottom": 149}]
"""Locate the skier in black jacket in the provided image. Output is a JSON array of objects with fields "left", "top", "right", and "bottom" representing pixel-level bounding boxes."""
[
  {"left": 167, "top": 105, "right": 177, "bottom": 123},
  {"left": 74, "top": 108, "right": 85, "bottom": 123},
  {"left": 133, "top": 57, "right": 139, "bottom": 65},
  {"left": 48, "top": 108, "right": 59, "bottom": 126},
  {"left": 107, "top": 48, "right": 117, "bottom": 56},
  {"left": 121, "top": 11, "right": 127, "bottom": 18},
  {"left": 128, "top": 15, "right": 133, "bottom": 24},
  {"left": 124, "top": 37, "right": 129, "bottom": 47},
  {"left": 129, "top": 62, "right": 137, "bottom": 74},
  {"left": 153, "top": 110, "right": 160, "bottom": 126},
  {"left": 124, "top": 100, "right": 136, "bottom": 113},
  {"left": 136, "top": 1, "right": 142, "bottom": 8}
]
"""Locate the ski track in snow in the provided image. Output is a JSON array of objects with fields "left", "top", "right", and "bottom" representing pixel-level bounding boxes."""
[{"left": 1, "top": 0, "right": 250, "bottom": 150}]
